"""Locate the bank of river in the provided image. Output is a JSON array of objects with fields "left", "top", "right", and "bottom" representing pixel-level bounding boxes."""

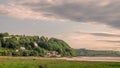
[{"left": 58, "top": 57, "right": 120, "bottom": 62}]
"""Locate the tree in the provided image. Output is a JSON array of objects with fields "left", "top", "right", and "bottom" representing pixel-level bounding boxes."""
[
  {"left": 38, "top": 41, "right": 49, "bottom": 50},
  {"left": 48, "top": 38, "right": 76, "bottom": 56},
  {"left": 33, "top": 36, "right": 39, "bottom": 41},
  {"left": 39, "top": 36, "right": 47, "bottom": 42},
  {"left": 3, "top": 37, "right": 19, "bottom": 49},
  {"left": 22, "top": 51, "right": 30, "bottom": 56},
  {"left": 34, "top": 47, "right": 45, "bottom": 56},
  {"left": 0, "top": 33, "right": 76, "bottom": 57},
  {"left": 0, "top": 40, "right": 1, "bottom": 47},
  {"left": 30, "top": 51, "right": 39, "bottom": 56},
  {"left": 19, "top": 37, "right": 30, "bottom": 45},
  {"left": 0, "top": 32, "right": 9, "bottom": 37}
]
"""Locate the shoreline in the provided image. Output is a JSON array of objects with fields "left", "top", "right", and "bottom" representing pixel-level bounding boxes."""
[
  {"left": 0, "top": 56, "right": 120, "bottom": 62},
  {"left": 57, "top": 57, "right": 120, "bottom": 62}
]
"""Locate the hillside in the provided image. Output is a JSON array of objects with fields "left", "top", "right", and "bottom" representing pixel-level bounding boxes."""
[
  {"left": 76, "top": 49, "right": 120, "bottom": 57},
  {"left": 0, "top": 33, "right": 76, "bottom": 57}
]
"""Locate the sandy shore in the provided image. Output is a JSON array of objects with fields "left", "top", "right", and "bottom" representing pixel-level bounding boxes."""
[{"left": 58, "top": 57, "right": 120, "bottom": 62}]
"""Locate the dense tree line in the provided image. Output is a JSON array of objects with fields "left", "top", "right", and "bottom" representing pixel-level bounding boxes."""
[
  {"left": 0, "top": 33, "right": 76, "bottom": 57},
  {"left": 76, "top": 49, "right": 120, "bottom": 57}
]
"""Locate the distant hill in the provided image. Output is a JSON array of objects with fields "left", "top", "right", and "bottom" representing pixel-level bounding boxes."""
[
  {"left": 76, "top": 49, "right": 120, "bottom": 57},
  {"left": 0, "top": 33, "right": 76, "bottom": 57}
]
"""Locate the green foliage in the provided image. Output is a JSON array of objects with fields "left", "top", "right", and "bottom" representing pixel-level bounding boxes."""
[
  {"left": 22, "top": 51, "right": 30, "bottom": 56},
  {"left": 76, "top": 49, "right": 120, "bottom": 57},
  {"left": 30, "top": 51, "right": 39, "bottom": 56},
  {"left": 0, "top": 40, "right": 1, "bottom": 47},
  {"left": 0, "top": 32, "right": 9, "bottom": 37},
  {"left": 3, "top": 37, "right": 19, "bottom": 49},
  {"left": 0, "top": 33, "right": 76, "bottom": 57},
  {"left": 34, "top": 47, "right": 45, "bottom": 56},
  {"left": 47, "top": 38, "right": 76, "bottom": 56},
  {"left": 19, "top": 37, "right": 30, "bottom": 45},
  {"left": 0, "top": 49, "right": 11, "bottom": 56},
  {"left": 39, "top": 36, "right": 48, "bottom": 42}
]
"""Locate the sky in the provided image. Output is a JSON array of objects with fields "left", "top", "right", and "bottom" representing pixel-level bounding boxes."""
[{"left": 1, "top": 0, "right": 120, "bottom": 50}]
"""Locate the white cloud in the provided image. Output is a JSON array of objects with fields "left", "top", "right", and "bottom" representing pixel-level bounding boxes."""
[
  {"left": 55, "top": 32, "right": 120, "bottom": 50},
  {"left": 0, "top": 4, "right": 40, "bottom": 19},
  {"left": 0, "top": 4, "right": 64, "bottom": 21},
  {"left": 11, "top": 0, "right": 40, "bottom": 4}
]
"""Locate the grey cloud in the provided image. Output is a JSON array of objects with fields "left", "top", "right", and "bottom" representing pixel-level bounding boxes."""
[
  {"left": 97, "top": 40, "right": 120, "bottom": 43},
  {"left": 90, "top": 33, "right": 120, "bottom": 37},
  {"left": 3, "top": 0, "right": 120, "bottom": 29},
  {"left": 75, "top": 31, "right": 120, "bottom": 37}
]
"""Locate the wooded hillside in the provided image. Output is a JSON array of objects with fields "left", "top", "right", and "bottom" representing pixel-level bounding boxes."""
[{"left": 0, "top": 33, "right": 76, "bottom": 57}]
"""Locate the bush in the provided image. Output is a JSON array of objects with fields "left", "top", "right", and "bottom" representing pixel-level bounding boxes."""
[{"left": 39, "top": 64, "right": 48, "bottom": 68}]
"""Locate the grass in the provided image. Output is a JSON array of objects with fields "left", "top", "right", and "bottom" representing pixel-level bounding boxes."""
[{"left": 0, "top": 57, "right": 120, "bottom": 68}]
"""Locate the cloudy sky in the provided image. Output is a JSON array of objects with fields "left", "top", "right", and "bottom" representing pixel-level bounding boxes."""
[{"left": 1, "top": 0, "right": 120, "bottom": 50}]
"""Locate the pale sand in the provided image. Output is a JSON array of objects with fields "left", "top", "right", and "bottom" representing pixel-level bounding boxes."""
[{"left": 57, "top": 57, "right": 120, "bottom": 62}]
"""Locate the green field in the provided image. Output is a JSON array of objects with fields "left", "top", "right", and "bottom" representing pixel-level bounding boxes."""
[{"left": 0, "top": 57, "right": 120, "bottom": 68}]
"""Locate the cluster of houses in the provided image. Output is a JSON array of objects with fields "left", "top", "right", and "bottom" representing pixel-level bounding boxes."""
[{"left": 44, "top": 51, "right": 61, "bottom": 57}]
